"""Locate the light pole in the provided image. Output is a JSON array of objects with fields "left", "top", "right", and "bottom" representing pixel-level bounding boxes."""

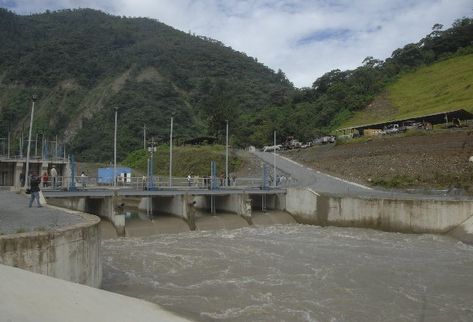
[
  {"left": 25, "top": 95, "right": 37, "bottom": 187},
  {"left": 113, "top": 107, "right": 118, "bottom": 188},
  {"left": 273, "top": 130, "right": 277, "bottom": 187},
  {"left": 143, "top": 124, "right": 146, "bottom": 150},
  {"left": 169, "top": 116, "right": 173, "bottom": 187},
  {"left": 225, "top": 120, "right": 229, "bottom": 187}
]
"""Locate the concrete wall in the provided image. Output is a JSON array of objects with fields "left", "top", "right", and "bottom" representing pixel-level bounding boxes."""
[
  {"left": 149, "top": 195, "right": 191, "bottom": 220},
  {"left": 48, "top": 196, "right": 125, "bottom": 235},
  {"left": 214, "top": 194, "right": 252, "bottom": 218},
  {"left": 0, "top": 211, "right": 102, "bottom": 287},
  {"left": 286, "top": 188, "right": 473, "bottom": 243},
  {"left": 0, "top": 264, "right": 191, "bottom": 322},
  {"left": 249, "top": 193, "right": 286, "bottom": 211}
]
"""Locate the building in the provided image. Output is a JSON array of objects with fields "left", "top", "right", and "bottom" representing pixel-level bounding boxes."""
[{"left": 336, "top": 109, "right": 473, "bottom": 138}]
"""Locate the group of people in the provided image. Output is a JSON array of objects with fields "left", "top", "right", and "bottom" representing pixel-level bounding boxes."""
[{"left": 186, "top": 174, "right": 237, "bottom": 188}]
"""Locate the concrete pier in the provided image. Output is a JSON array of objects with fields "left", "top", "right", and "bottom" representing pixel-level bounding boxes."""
[{"left": 46, "top": 189, "right": 287, "bottom": 234}]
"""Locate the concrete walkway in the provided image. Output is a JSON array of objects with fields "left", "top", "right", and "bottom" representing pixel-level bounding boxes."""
[
  {"left": 0, "top": 191, "right": 84, "bottom": 235},
  {"left": 0, "top": 264, "right": 192, "bottom": 322}
]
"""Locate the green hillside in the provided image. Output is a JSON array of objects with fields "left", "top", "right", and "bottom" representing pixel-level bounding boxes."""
[
  {"left": 0, "top": 8, "right": 472, "bottom": 159},
  {"left": 0, "top": 8, "right": 293, "bottom": 161},
  {"left": 340, "top": 54, "right": 473, "bottom": 128},
  {"left": 122, "top": 145, "right": 241, "bottom": 177}
]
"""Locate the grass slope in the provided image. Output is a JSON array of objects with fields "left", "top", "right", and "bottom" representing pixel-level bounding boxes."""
[
  {"left": 122, "top": 145, "right": 241, "bottom": 177},
  {"left": 341, "top": 54, "right": 473, "bottom": 128}
]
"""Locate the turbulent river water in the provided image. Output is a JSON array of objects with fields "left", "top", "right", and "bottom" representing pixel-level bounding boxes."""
[{"left": 101, "top": 224, "right": 473, "bottom": 322}]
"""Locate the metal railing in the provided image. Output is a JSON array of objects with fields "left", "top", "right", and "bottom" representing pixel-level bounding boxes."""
[{"left": 40, "top": 176, "right": 284, "bottom": 191}]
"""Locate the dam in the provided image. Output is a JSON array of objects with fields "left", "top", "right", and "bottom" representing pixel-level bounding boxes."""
[{"left": 2, "top": 176, "right": 473, "bottom": 321}]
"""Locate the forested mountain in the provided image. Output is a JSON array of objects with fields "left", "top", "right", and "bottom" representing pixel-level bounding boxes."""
[
  {"left": 0, "top": 8, "right": 472, "bottom": 162},
  {"left": 0, "top": 8, "right": 293, "bottom": 161}
]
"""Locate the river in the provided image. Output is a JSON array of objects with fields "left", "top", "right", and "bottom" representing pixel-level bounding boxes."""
[{"left": 101, "top": 224, "right": 473, "bottom": 322}]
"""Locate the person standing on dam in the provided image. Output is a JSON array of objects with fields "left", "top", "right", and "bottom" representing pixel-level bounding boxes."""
[
  {"left": 28, "top": 173, "right": 42, "bottom": 208},
  {"left": 50, "top": 166, "right": 58, "bottom": 189}
]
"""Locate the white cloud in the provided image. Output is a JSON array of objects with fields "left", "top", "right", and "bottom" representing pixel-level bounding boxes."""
[{"left": 4, "top": 0, "right": 472, "bottom": 87}]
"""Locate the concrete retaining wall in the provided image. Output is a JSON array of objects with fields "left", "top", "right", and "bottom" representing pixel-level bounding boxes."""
[
  {"left": 48, "top": 196, "right": 125, "bottom": 235},
  {"left": 286, "top": 188, "right": 473, "bottom": 243},
  {"left": 0, "top": 210, "right": 102, "bottom": 287}
]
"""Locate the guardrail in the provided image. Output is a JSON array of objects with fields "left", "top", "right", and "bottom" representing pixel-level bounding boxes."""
[{"left": 39, "top": 176, "right": 287, "bottom": 191}]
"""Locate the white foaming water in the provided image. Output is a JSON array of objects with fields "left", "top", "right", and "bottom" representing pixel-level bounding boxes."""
[{"left": 102, "top": 224, "right": 473, "bottom": 322}]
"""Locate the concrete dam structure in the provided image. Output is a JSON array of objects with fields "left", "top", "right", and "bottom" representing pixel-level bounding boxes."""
[
  {"left": 44, "top": 186, "right": 473, "bottom": 243},
  {"left": 285, "top": 188, "right": 473, "bottom": 244},
  {"left": 2, "top": 183, "right": 473, "bottom": 321},
  {"left": 45, "top": 188, "right": 292, "bottom": 236}
]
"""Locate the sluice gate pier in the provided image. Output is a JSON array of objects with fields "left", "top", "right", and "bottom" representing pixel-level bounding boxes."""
[{"left": 44, "top": 187, "right": 287, "bottom": 235}]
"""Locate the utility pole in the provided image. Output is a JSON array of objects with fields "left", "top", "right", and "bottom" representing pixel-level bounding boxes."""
[
  {"left": 273, "top": 130, "right": 276, "bottom": 187},
  {"left": 113, "top": 107, "right": 118, "bottom": 188},
  {"left": 143, "top": 124, "right": 146, "bottom": 150},
  {"left": 55, "top": 135, "right": 58, "bottom": 160},
  {"left": 7, "top": 131, "right": 10, "bottom": 159},
  {"left": 169, "top": 116, "right": 173, "bottom": 187},
  {"left": 34, "top": 133, "right": 38, "bottom": 158},
  {"left": 225, "top": 120, "right": 229, "bottom": 187},
  {"left": 25, "top": 95, "right": 37, "bottom": 187}
]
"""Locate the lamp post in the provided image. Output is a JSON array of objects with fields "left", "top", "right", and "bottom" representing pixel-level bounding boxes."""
[
  {"left": 169, "top": 116, "right": 173, "bottom": 187},
  {"left": 25, "top": 95, "right": 37, "bottom": 187},
  {"left": 113, "top": 107, "right": 118, "bottom": 188},
  {"left": 273, "top": 130, "right": 276, "bottom": 187},
  {"left": 225, "top": 120, "right": 229, "bottom": 187},
  {"left": 143, "top": 124, "right": 147, "bottom": 150}
]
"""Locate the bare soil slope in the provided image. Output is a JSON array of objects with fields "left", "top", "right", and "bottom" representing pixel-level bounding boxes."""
[{"left": 283, "top": 129, "right": 473, "bottom": 192}]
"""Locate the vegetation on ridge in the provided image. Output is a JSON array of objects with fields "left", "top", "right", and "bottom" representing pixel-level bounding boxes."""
[
  {"left": 122, "top": 145, "right": 241, "bottom": 177},
  {"left": 0, "top": 8, "right": 293, "bottom": 161},
  {"left": 341, "top": 53, "right": 473, "bottom": 127},
  {"left": 0, "top": 7, "right": 472, "bottom": 162}
]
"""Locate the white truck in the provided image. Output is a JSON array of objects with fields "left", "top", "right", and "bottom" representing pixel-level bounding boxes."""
[{"left": 262, "top": 145, "right": 282, "bottom": 152}]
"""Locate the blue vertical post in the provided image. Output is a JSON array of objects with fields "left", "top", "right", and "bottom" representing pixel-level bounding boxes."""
[
  {"left": 262, "top": 164, "right": 269, "bottom": 190},
  {"left": 147, "top": 154, "right": 156, "bottom": 191},
  {"left": 210, "top": 161, "right": 217, "bottom": 214},
  {"left": 210, "top": 160, "right": 218, "bottom": 190},
  {"left": 69, "top": 154, "right": 77, "bottom": 192}
]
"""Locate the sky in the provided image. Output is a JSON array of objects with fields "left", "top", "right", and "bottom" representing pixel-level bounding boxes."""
[{"left": 2, "top": 0, "right": 472, "bottom": 88}]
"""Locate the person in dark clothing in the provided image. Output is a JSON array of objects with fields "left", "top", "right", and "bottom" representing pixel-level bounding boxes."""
[
  {"left": 28, "top": 173, "right": 42, "bottom": 208},
  {"left": 20, "top": 172, "right": 25, "bottom": 187}
]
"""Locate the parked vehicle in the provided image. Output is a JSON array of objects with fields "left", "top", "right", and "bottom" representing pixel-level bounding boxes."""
[
  {"left": 383, "top": 124, "right": 404, "bottom": 135},
  {"left": 401, "top": 120, "right": 422, "bottom": 130},
  {"left": 282, "top": 137, "right": 302, "bottom": 150},
  {"left": 262, "top": 145, "right": 282, "bottom": 152},
  {"left": 314, "top": 136, "right": 336, "bottom": 144}
]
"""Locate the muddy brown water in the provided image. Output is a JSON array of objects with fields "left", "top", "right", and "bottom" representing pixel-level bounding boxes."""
[{"left": 101, "top": 216, "right": 473, "bottom": 322}]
